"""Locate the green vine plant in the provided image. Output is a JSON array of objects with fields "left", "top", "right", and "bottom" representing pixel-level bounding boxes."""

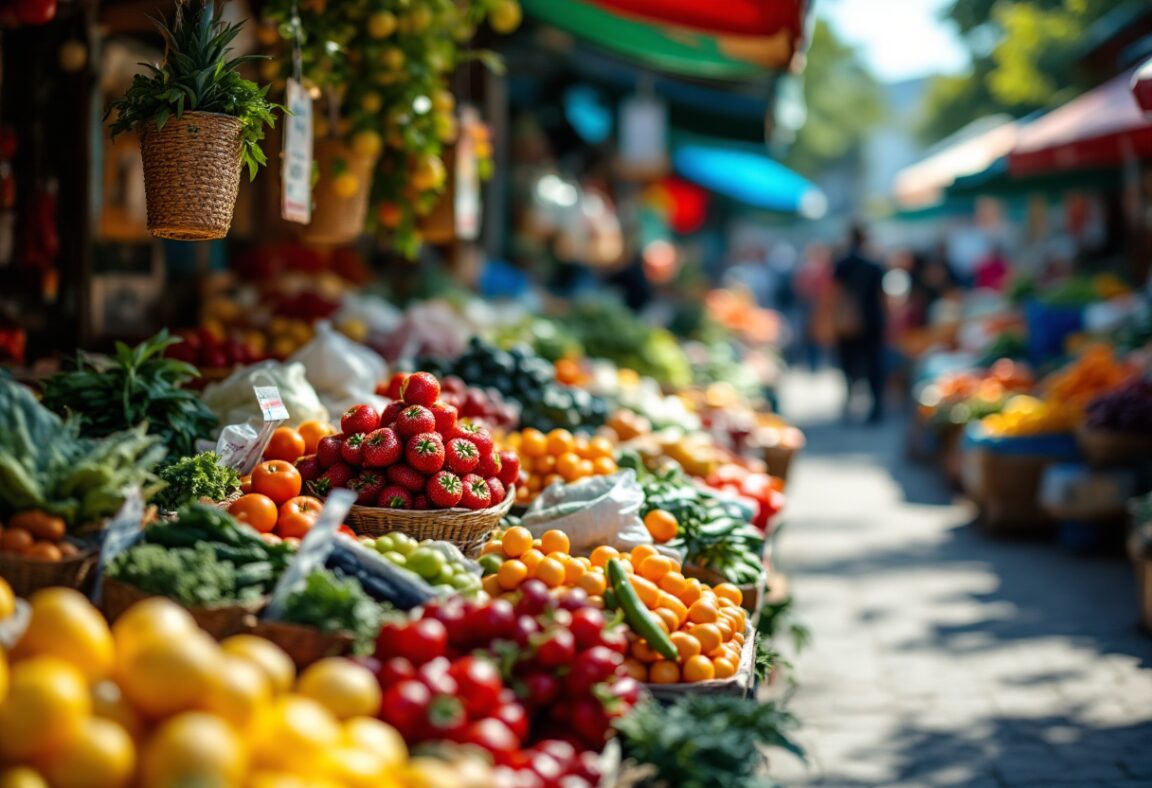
[{"left": 107, "top": 0, "right": 281, "bottom": 179}]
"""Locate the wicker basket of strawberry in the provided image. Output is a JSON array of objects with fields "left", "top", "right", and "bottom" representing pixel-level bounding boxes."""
[{"left": 299, "top": 373, "right": 520, "bottom": 558}]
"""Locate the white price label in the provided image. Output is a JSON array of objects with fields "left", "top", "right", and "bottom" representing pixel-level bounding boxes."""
[
  {"left": 254, "top": 386, "right": 290, "bottom": 422},
  {"left": 265, "top": 488, "right": 356, "bottom": 619},
  {"left": 282, "top": 79, "right": 313, "bottom": 225}
]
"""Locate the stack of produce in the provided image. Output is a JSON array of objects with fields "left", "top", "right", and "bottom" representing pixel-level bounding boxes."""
[
  {"left": 979, "top": 395, "right": 1076, "bottom": 438},
  {"left": 360, "top": 532, "right": 484, "bottom": 597},
  {"left": 918, "top": 360, "right": 1034, "bottom": 427},
  {"left": 152, "top": 451, "right": 241, "bottom": 513},
  {"left": 228, "top": 460, "right": 333, "bottom": 543},
  {"left": 502, "top": 428, "right": 618, "bottom": 505},
  {"left": 1084, "top": 377, "right": 1152, "bottom": 434},
  {"left": 379, "top": 372, "right": 519, "bottom": 432},
  {"left": 0, "top": 587, "right": 496, "bottom": 786},
  {"left": 1042, "top": 346, "right": 1134, "bottom": 416}
]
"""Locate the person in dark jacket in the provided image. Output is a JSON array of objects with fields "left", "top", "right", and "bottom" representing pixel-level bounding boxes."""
[{"left": 832, "top": 224, "right": 887, "bottom": 424}]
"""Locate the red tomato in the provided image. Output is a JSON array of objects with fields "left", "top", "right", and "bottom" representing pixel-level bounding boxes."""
[
  {"left": 448, "top": 656, "right": 503, "bottom": 719},
  {"left": 379, "top": 680, "right": 432, "bottom": 740},
  {"left": 492, "top": 701, "right": 529, "bottom": 742},
  {"left": 462, "top": 719, "right": 519, "bottom": 762},
  {"left": 229, "top": 493, "right": 279, "bottom": 533},
  {"left": 277, "top": 495, "right": 323, "bottom": 539},
  {"left": 251, "top": 460, "right": 302, "bottom": 505}
]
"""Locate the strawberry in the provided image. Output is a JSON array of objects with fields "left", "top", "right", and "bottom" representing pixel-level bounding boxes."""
[
  {"left": 396, "top": 405, "right": 436, "bottom": 438},
  {"left": 496, "top": 451, "right": 521, "bottom": 486},
  {"left": 460, "top": 474, "right": 492, "bottom": 510},
  {"left": 363, "top": 427, "right": 402, "bottom": 467},
  {"left": 475, "top": 450, "right": 502, "bottom": 479},
  {"left": 445, "top": 437, "right": 481, "bottom": 474},
  {"left": 451, "top": 423, "right": 493, "bottom": 455},
  {"left": 384, "top": 372, "right": 407, "bottom": 400},
  {"left": 318, "top": 461, "right": 356, "bottom": 489},
  {"left": 430, "top": 401, "right": 458, "bottom": 435},
  {"left": 377, "top": 485, "right": 412, "bottom": 509},
  {"left": 406, "top": 432, "right": 445, "bottom": 474},
  {"left": 341, "top": 433, "right": 367, "bottom": 466},
  {"left": 412, "top": 494, "right": 431, "bottom": 510},
  {"left": 387, "top": 464, "right": 427, "bottom": 492},
  {"left": 296, "top": 454, "right": 321, "bottom": 482},
  {"left": 356, "top": 470, "right": 385, "bottom": 504},
  {"left": 316, "top": 434, "right": 346, "bottom": 468},
  {"left": 346, "top": 476, "right": 374, "bottom": 506},
  {"left": 402, "top": 371, "right": 441, "bottom": 407},
  {"left": 427, "top": 470, "right": 463, "bottom": 508},
  {"left": 486, "top": 477, "right": 506, "bottom": 506},
  {"left": 341, "top": 404, "right": 380, "bottom": 435},
  {"left": 380, "top": 399, "right": 406, "bottom": 426}
]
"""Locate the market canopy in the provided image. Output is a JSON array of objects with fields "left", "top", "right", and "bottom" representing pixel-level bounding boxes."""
[
  {"left": 671, "top": 140, "right": 826, "bottom": 218},
  {"left": 521, "top": 0, "right": 803, "bottom": 80},
  {"left": 893, "top": 116, "right": 1020, "bottom": 210},
  {"left": 1009, "top": 69, "right": 1152, "bottom": 175}
]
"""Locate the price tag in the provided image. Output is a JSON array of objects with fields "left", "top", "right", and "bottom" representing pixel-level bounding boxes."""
[
  {"left": 90, "top": 488, "right": 144, "bottom": 605},
  {"left": 265, "top": 488, "right": 356, "bottom": 619},
  {"left": 282, "top": 78, "right": 313, "bottom": 225},
  {"left": 254, "top": 385, "right": 290, "bottom": 422}
]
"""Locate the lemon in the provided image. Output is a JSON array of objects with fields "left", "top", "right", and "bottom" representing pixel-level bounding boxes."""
[
  {"left": 0, "top": 767, "right": 49, "bottom": 788},
  {"left": 402, "top": 757, "right": 465, "bottom": 788},
  {"left": 91, "top": 680, "right": 144, "bottom": 741},
  {"left": 111, "top": 597, "right": 197, "bottom": 664},
  {"left": 201, "top": 654, "right": 271, "bottom": 734},
  {"left": 0, "top": 656, "right": 91, "bottom": 761},
  {"left": 343, "top": 717, "right": 406, "bottom": 769},
  {"left": 367, "top": 11, "right": 397, "bottom": 39},
  {"left": 0, "top": 578, "right": 14, "bottom": 620},
  {"left": 326, "top": 746, "right": 391, "bottom": 787},
  {"left": 13, "top": 588, "right": 114, "bottom": 683},
  {"left": 250, "top": 695, "right": 341, "bottom": 775},
  {"left": 139, "top": 712, "right": 247, "bottom": 788},
  {"left": 333, "top": 173, "right": 361, "bottom": 198},
  {"left": 40, "top": 716, "right": 135, "bottom": 788},
  {"left": 117, "top": 629, "right": 220, "bottom": 720},
  {"left": 296, "top": 658, "right": 381, "bottom": 721}
]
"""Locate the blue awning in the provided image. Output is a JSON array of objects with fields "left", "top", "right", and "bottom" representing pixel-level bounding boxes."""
[{"left": 672, "top": 142, "right": 826, "bottom": 217}]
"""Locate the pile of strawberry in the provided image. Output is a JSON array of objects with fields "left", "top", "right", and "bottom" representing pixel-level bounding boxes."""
[{"left": 296, "top": 371, "right": 521, "bottom": 511}]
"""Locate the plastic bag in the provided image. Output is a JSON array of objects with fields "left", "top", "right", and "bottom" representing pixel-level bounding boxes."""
[
  {"left": 522, "top": 470, "right": 652, "bottom": 553},
  {"left": 201, "top": 360, "right": 327, "bottom": 429},
  {"left": 289, "top": 321, "right": 389, "bottom": 416}
]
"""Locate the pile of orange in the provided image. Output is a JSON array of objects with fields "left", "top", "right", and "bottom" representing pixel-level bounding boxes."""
[
  {"left": 0, "top": 510, "right": 77, "bottom": 563},
  {"left": 502, "top": 428, "right": 618, "bottom": 504},
  {"left": 481, "top": 527, "right": 747, "bottom": 684},
  {"left": 262, "top": 420, "right": 336, "bottom": 463}
]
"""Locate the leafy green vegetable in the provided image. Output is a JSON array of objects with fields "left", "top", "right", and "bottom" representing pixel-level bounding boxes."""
[
  {"left": 108, "top": 542, "right": 261, "bottom": 607},
  {"left": 280, "top": 570, "right": 385, "bottom": 655},
  {"left": 106, "top": 0, "right": 280, "bottom": 179},
  {"left": 41, "top": 330, "right": 217, "bottom": 458},
  {"left": 615, "top": 696, "right": 805, "bottom": 788},
  {"left": 153, "top": 451, "right": 240, "bottom": 512}
]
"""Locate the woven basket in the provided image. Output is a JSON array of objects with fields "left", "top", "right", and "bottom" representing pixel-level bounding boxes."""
[
  {"left": 248, "top": 620, "right": 355, "bottom": 668},
  {"left": 140, "top": 111, "right": 244, "bottom": 240},
  {"left": 100, "top": 578, "right": 265, "bottom": 639},
  {"left": 0, "top": 548, "right": 99, "bottom": 598},
  {"left": 1077, "top": 425, "right": 1152, "bottom": 468},
  {"left": 644, "top": 625, "right": 757, "bottom": 701},
  {"left": 346, "top": 491, "right": 516, "bottom": 558},
  {"left": 300, "top": 139, "right": 378, "bottom": 246}
]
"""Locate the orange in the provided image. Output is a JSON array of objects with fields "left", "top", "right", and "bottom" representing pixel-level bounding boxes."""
[
  {"left": 481, "top": 574, "right": 502, "bottom": 597},
  {"left": 688, "top": 600, "right": 719, "bottom": 625},
  {"left": 648, "top": 661, "right": 680, "bottom": 684},
  {"left": 628, "top": 576, "right": 661, "bottom": 608},
  {"left": 688, "top": 623, "right": 722, "bottom": 655},
  {"left": 1, "top": 527, "right": 33, "bottom": 554},
  {"left": 520, "top": 429, "right": 547, "bottom": 457},
  {"left": 535, "top": 557, "right": 566, "bottom": 588},
  {"left": 118, "top": 630, "right": 221, "bottom": 719},
  {"left": 575, "top": 571, "right": 606, "bottom": 596},
  {"left": 589, "top": 546, "right": 619, "bottom": 568},
  {"left": 40, "top": 716, "right": 136, "bottom": 788},
  {"left": 592, "top": 457, "right": 618, "bottom": 475},
  {"left": 219, "top": 635, "right": 294, "bottom": 697},
  {"left": 658, "top": 571, "right": 688, "bottom": 596},
  {"left": 630, "top": 639, "right": 661, "bottom": 663},
  {"left": 297, "top": 658, "right": 381, "bottom": 721},
  {"left": 250, "top": 461, "right": 303, "bottom": 505},
  {"left": 140, "top": 712, "right": 246, "bottom": 788},
  {"left": 229, "top": 494, "right": 279, "bottom": 534},
  {"left": 200, "top": 655, "right": 271, "bottom": 734},
  {"left": 621, "top": 658, "right": 647, "bottom": 681},
  {"left": 712, "top": 657, "right": 737, "bottom": 679},
  {"left": 678, "top": 579, "right": 704, "bottom": 606},
  {"left": 588, "top": 436, "right": 614, "bottom": 459},
  {"left": 500, "top": 527, "right": 533, "bottom": 558},
  {"left": 714, "top": 583, "right": 743, "bottom": 606},
  {"left": 575, "top": 556, "right": 593, "bottom": 570},
  {"left": 481, "top": 539, "right": 503, "bottom": 555},
  {"left": 572, "top": 435, "right": 590, "bottom": 458},
  {"left": 539, "top": 530, "right": 570, "bottom": 555},
  {"left": 658, "top": 593, "right": 689, "bottom": 626},
  {"left": 563, "top": 558, "right": 586, "bottom": 584},
  {"left": 654, "top": 608, "right": 679, "bottom": 633},
  {"left": 297, "top": 420, "right": 334, "bottom": 454},
  {"left": 630, "top": 544, "right": 658, "bottom": 564},
  {"left": 535, "top": 455, "right": 556, "bottom": 475},
  {"left": 543, "top": 473, "right": 564, "bottom": 488},
  {"left": 14, "top": 588, "right": 115, "bottom": 683},
  {"left": 638, "top": 555, "right": 674, "bottom": 583},
  {"left": 556, "top": 453, "right": 583, "bottom": 482},
  {"left": 578, "top": 459, "right": 594, "bottom": 477},
  {"left": 545, "top": 429, "right": 575, "bottom": 456},
  {"left": 715, "top": 617, "right": 735, "bottom": 641},
  {"left": 669, "top": 632, "right": 701, "bottom": 660},
  {"left": 682, "top": 655, "right": 716, "bottom": 683},
  {"left": 497, "top": 560, "right": 528, "bottom": 590},
  {"left": 0, "top": 657, "right": 91, "bottom": 761},
  {"left": 519, "top": 548, "right": 544, "bottom": 574},
  {"left": 643, "top": 510, "right": 678, "bottom": 543},
  {"left": 264, "top": 427, "right": 306, "bottom": 463}
]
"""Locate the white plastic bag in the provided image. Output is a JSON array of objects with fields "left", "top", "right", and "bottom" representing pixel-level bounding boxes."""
[
  {"left": 522, "top": 470, "right": 652, "bottom": 553},
  {"left": 200, "top": 361, "right": 327, "bottom": 430},
  {"left": 289, "top": 321, "right": 389, "bottom": 416}
]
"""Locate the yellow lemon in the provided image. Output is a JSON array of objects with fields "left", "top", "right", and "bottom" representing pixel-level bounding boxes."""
[
  {"left": 250, "top": 695, "right": 341, "bottom": 775},
  {"left": 0, "top": 656, "right": 91, "bottom": 761},
  {"left": 402, "top": 756, "right": 465, "bottom": 788},
  {"left": 0, "top": 577, "right": 14, "bottom": 619},
  {"left": 117, "top": 629, "right": 220, "bottom": 720},
  {"left": 90, "top": 680, "right": 144, "bottom": 741},
  {"left": 39, "top": 716, "right": 135, "bottom": 788},
  {"left": 296, "top": 658, "right": 381, "bottom": 721},
  {"left": 0, "top": 767, "right": 49, "bottom": 788},
  {"left": 139, "top": 711, "right": 246, "bottom": 788},
  {"left": 110, "top": 597, "right": 197, "bottom": 664},
  {"left": 201, "top": 654, "right": 272, "bottom": 734},
  {"left": 326, "top": 746, "right": 390, "bottom": 787},
  {"left": 343, "top": 717, "right": 407, "bottom": 769},
  {"left": 13, "top": 588, "right": 114, "bottom": 683}
]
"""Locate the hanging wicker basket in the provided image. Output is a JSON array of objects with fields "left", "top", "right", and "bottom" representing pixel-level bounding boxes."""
[
  {"left": 140, "top": 111, "right": 244, "bottom": 240},
  {"left": 300, "top": 139, "right": 378, "bottom": 246}
]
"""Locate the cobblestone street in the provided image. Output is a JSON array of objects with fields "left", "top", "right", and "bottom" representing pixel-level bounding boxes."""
[{"left": 767, "top": 372, "right": 1152, "bottom": 787}]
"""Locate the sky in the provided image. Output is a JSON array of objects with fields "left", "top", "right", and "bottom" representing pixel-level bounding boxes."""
[{"left": 821, "top": 0, "right": 971, "bottom": 83}]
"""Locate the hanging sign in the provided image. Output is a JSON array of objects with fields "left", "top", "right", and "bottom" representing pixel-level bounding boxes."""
[
  {"left": 282, "top": 78, "right": 314, "bottom": 224},
  {"left": 455, "top": 106, "right": 483, "bottom": 241}
]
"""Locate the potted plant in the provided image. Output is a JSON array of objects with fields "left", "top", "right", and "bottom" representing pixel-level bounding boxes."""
[{"left": 107, "top": 0, "right": 280, "bottom": 240}]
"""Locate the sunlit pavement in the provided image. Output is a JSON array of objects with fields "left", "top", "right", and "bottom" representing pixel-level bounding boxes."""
[{"left": 764, "top": 370, "right": 1152, "bottom": 787}]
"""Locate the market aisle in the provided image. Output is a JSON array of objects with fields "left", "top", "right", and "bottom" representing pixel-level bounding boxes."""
[{"left": 766, "top": 371, "right": 1152, "bottom": 788}]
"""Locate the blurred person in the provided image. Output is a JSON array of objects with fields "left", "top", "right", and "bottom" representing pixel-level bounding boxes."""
[
  {"left": 909, "top": 248, "right": 958, "bottom": 326},
  {"left": 793, "top": 242, "right": 835, "bottom": 369},
  {"left": 832, "top": 224, "right": 887, "bottom": 424},
  {"left": 974, "top": 244, "right": 1010, "bottom": 292}
]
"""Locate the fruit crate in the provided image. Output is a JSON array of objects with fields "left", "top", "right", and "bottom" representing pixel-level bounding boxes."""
[{"left": 642, "top": 624, "right": 757, "bottom": 702}]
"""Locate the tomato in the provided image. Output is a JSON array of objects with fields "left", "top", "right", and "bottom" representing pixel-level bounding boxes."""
[
  {"left": 474, "top": 598, "right": 516, "bottom": 641},
  {"left": 519, "top": 672, "right": 559, "bottom": 709},
  {"left": 250, "top": 460, "right": 302, "bottom": 504},
  {"left": 228, "top": 493, "right": 279, "bottom": 533},
  {"left": 566, "top": 647, "right": 621, "bottom": 696},
  {"left": 569, "top": 697, "right": 610, "bottom": 746},
  {"left": 568, "top": 608, "right": 605, "bottom": 651},
  {"left": 606, "top": 676, "right": 641, "bottom": 709},
  {"left": 379, "top": 680, "right": 431, "bottom": 739},
  {"left": 264, "top": 426, "right": 306, "bottom": 462},
  {"left": 512, "top": 615, "right": 539, "bottom": 649},
  {"left": 529, "top": 751, "right": 564, "bottom": 784},
  {"left": 448, "top": 656, "right": 503, "bottom": 719},
  {"left": 535, "top": 629, "right": 576, "bottom": 669},
  {"left": 375, "top": 621, "right": 407, "bottom": 660},
  {"left": 401, "top": 619, "right": 448, "bottom": 664},
  {"left": 598, "top": 627, "right": 629, "bottom": 655},
  {"left": 515, "top": 579, "right": 552, "bottom": 616},
  {"left": 337, "top": 524, "right": 356, "bottom": 537},
  {"left": 536, "top": 739, "right": 576, "bottom": 769},
  {"left": 277, "top": 495, "right": 322, "bottom": 539},
  {"left": 425, "top": 695, "right": 468, "bottom": 741},
  {"left": 493, "top": 701, "right": 529, "bottom": 741},
  {"left": 462, "top": 719, "right": 518, "bottom": 762},
  {"left": 417, "top": 657, "right": 458, "bottom": 697},
  {"left": 377, "top": 657, "right": 416, "bottom": 688}
]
